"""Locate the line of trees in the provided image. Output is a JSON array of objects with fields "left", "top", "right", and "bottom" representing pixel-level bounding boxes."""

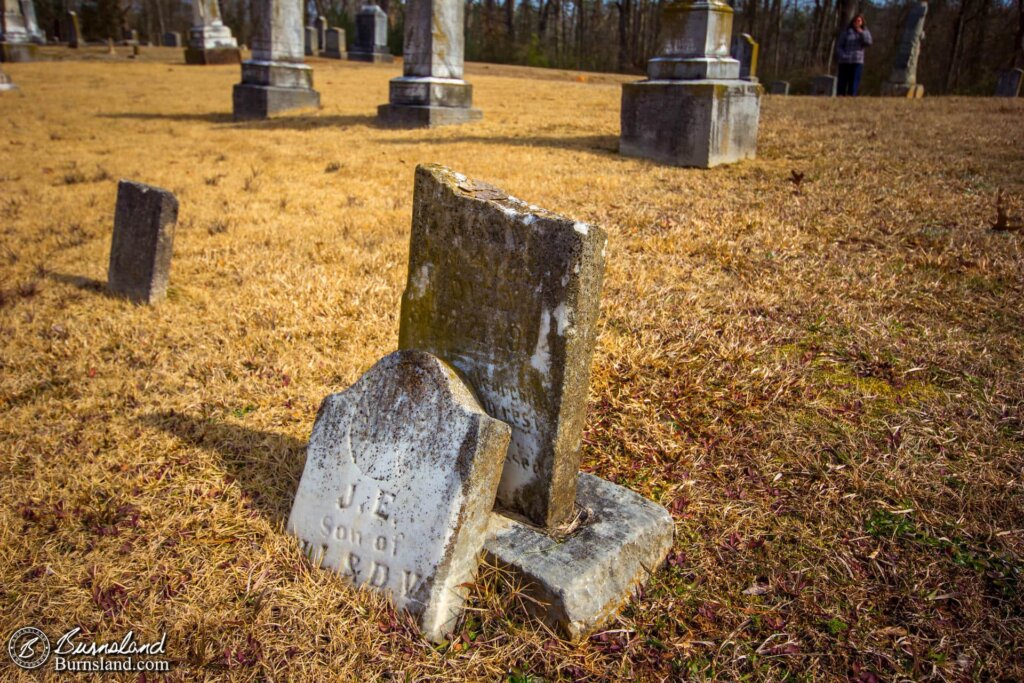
[{"left": 29, "top": 0, "right": 1024, "bottom": 94}]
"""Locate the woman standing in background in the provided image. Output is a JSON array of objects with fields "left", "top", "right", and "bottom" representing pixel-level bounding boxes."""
[{"left": 836, "top": 15, "right": 873, "bottom": 96}]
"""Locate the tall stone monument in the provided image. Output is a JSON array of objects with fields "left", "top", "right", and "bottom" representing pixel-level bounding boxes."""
[
  {"left": 882, "top": 0, "right": 927, "bottom": 98},
  {"left": 324, "top": 27, "right": 346, "bottom": 59},
  {"left": 20, "top": 0, "right": 43, "bottom": 44},
  {"left": 288, "top": 350, "right": 511, "bottom": 643},
  {"left": 995, "top": 68, "right": 1022, "bottom": 97},
  {"left": 65, "top": 10, "right": 81, "bottom": 48},
  {"left": 620, "top": 0, "right": 761, "bottom": 168},
  {"left": 377, "top": 0, "right": 481, "bottom": 126},
  {"left": 348, "top": 4, "right": 391, "bottom": 62},
  {"left": 398, "top": 165, "right": 674, "bottom": 639},
  {"left": 1, "top": 0, "right": 38, "bottom": 61},
  {"left": 108, "top": 180, "right": 179, "bottom": 305},
  {"left": 185, "top": 0, "right": 241, "bottom": 65},
  {"left": 730, "top": 33, "right": 758, "bottom": 81},
  {"left": 233, "top": 0, "right": 321, "bottom": 120}
]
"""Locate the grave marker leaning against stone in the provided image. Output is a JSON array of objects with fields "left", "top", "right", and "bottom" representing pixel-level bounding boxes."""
[
  {"left": 233, "top": 0, "right": 320, "bottom": 120},
  {"left": 288, "top": 350, "right": 510, "bottom": 643},
  {"left": 108, "top": 180, "right": 179, "bottom": 304}
]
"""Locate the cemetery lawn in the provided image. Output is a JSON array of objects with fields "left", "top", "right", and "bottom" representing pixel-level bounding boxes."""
[{"left": 1, "top": 48, "right": 1023, "bottom": 681}]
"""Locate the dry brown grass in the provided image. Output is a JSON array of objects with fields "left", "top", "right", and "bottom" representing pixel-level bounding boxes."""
[{"left": 1, "top": 47, "right": 1022, "bottom": 681}]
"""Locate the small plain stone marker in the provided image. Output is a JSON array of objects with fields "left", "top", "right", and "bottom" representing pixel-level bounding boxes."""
[
  {"left": 288, "top": 350, "right": 510, "bottom": 643},
  {"left": 304, "top": 26, "right": 316, "bottom": 56},
  {"left": 162, "top": 31, "right": 182, "bottom": 47},
  {"left": 995, "top": 68, "right": 1023, "bottom": 97},
  {"left": 811, "top": 74, "right": 837, "bottom": 96},
  {"left": 324, "top": 27, "right": 346, "bottom": 59},
  {"left": 768, "top": 80, "right": 789, "bottom": 95},
  {"left": 108, "top": 180, "right": 178, "bottom": 304},
  {"left": 399, "top": 164, "right": 607, "bottom": 528},
  {"left": 730, "top": 33, "right": 759, "bottom": 81}
]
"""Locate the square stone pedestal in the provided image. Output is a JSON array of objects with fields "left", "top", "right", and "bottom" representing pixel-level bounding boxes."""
[
  {"left": 378, "top": 77, "right": 481, "bottom": 128},
  {"left": 620, "top": 79, "right": 761, "bottom": 168},
  {"left": 0, "top": 42, "right": 39, "bottom": 62},
  {"left": 484, "top": 473, "right": 673, "bottom": 641},
  {"left": 185, "top": 47, "right": 242, "bottom": 64},
  {"left": 233, "top": 62, "right": 320, "bottom": 120}
]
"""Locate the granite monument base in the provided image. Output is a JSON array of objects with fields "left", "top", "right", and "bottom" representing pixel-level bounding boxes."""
[
  {"left": 184, "top": 47, "right": 242, "bottom": 65},
  {"left": 881, "top": 83, "right": 924, "bottom": 98},
  {"left": 620, "top": 79, "right": 761, "bottom": 168},
  {"left": 233, "top": 84, "right": 320, "bottom": 120},
  {"left": 348, "top": 50, "right": 393, "bottom": 63},
  {"left": 484, "top": 474, "right": 674, "bottom": 641},
  {"left": 0, "top": 43, "right": 39, "bottom": 62},
  {"left": 378, "top": 103, "right": 481, "bottom": 128}
]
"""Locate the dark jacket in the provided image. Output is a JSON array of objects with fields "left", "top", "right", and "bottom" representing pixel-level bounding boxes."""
[{"left": 836, "top": 27, "right": 873, "bottom": 64}]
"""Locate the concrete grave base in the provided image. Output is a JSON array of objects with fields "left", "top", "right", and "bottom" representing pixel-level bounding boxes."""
[
  {"left": 484, "top": 473, "right": 674, "bottom": 641},
  {"left": 324, "top": 48, "right": 347, "bottom": 60},
  {"left": 348, "top": 50, "right": 393, "bottom": 63},
  {"left": 233, "top": 84, "right": 320, "bottom": 120},
  {"left": 881, "top": 83, "right": 924, "bottom": 98},
  {"left": 378, "top": 103, "right": 482, "bottom": 128},
  {"left": 620, "top": 79, "right": 761, "bottom": 168},
  {"left": 0, "top": 42, "right": 39, "bottom": 62},
  {"left": 184, "top": 47, "right": 242, "bottom": 65}
]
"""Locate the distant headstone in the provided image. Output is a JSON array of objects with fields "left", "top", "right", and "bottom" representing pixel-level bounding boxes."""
[
  {"left": 995, "top": 68, "right": 1023, "bottom": 97},
  {"left": 315, "top": 15, "right": 327, "bottom": 51},
  {"left": 768, "top": 80, "right": 789, "bottom": 95},
  {"left": 108, "top": 180, "right": 179, "bottom": 305},
  {"left": 398, "top": 164, "right": 607, "bottom": 527},
  {"left": 730, "top": 33, "right": 759, "bottom": 81},
  {"left": 811, "top": 74, "right": 837, "bottom": 96},
  {"left": 0, "top": 67, "right": 16, "bottom": 90},
  {"left": 65, "top": 11, "right": 80, "bottom": 48},
  {"left": 378, "top": 0, "right": 481, "bottom": 126},
  {"left": 233, "top": 0, "right": 320, "bottom": 119},
  {"left": 162, "top": 31, "right": 182, "bottom": 47},
  {"left": 185, "top": 0, "right": 240, "bottom": 64},
  {"left": 324, "top": 27, "right": 346, "bottom": 59},
  {"left": 304, "top": 25, "right": 315, "bottom": 56},
  {"left": 106, "top": 37, "right": 115, "bottom": 54},
  {"left": 122, "top": 28, "right": 139, "bottom": 45},
  {"left": 882, "top": 0, "right": 927, "bottom": 97},
  {"left": 349, "top": 4, "right": 391, "bottom": 62},
  {"left": 288, "top": 350, "right": 510, "bottom": 643}
]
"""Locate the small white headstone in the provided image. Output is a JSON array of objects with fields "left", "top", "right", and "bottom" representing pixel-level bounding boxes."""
[{"left": 288, "top": 350, "right": 510, "bottom": 642}]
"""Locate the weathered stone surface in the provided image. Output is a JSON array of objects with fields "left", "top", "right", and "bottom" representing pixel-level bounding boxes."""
[
  {"left": 108, "top": 180, "right": 178, "bottom": 304},
  {"left": 485, "top": 473, "right": 674, "bottom": 641},
  {"left": 315, "top": 16, "right": 327, "bottom": 50},
  {"left": 185, "top": 46, "right": 241, "bottom": 64},
  {"left": 884, "top": 0, "right": 926, "bottom": 93},
  {"left": 349, "top": 4, "right": 391, "bottom": 61},
  {"left": 304, "top": 25, "right": 315, "bottom": 56},
  {"left": 398, "top": 165, "right": 607, "bottom": 528},
  {"left": 21, "top": 0, "right": 43, "bottom": 44},
  {"left": 378, "top": 0, "right": 480, "bottom": 126},
  {"left": 621, "top": 80, "right": 761, "bottom": 168},
  {"left": 65, "top": 11, "right": 80, "bottom": 48},
  {"left": 324, "top": 27, "right": 346, "bottom": 59},
  {"left": 768, "top": 80, "right": 789, "bottom": 95},
  {"left": 647, "top": 0, "right": 739, "bottom": 80},
  {"left": 189, "top": 0, "right": 237, "bottom": 49},
  {"left": 1, "top": 0, "right": 28, "bottom": 44},
  {"left": 810, "top": 74, "right": 836, "bottom": 96},
  {"left": 730, "top": 33, "right": 758, "bottom": 81},
  {"left": 995, "top": 68, "right": 1023, "bottom": 97},
  {"left": 288, "top": 350, "right": 510, "bottom": 643},
  {"left": 162, "top": 31, "right": 182, "bottom": 47},
  {"left": 233, "top": 0, "right": 320, "bottom": 120}
]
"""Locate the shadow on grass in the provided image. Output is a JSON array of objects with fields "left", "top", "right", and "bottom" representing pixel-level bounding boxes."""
[
  {"left": 45, "top": 271, "right": 119, "bottom": 299},
  {"left": 378, "top": 133, "right": 621, "bottom": 156},
  {"left": 99, "top": 112, "right": 379, "bottom": 130},
  {"left": 141, "top": 410, "right": 307, "bottom": 526}
]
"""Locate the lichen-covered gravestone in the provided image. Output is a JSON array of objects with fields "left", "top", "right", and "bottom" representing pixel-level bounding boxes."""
[
  {"left": 399, "top": 164, "right": 607, "bottom": 528},
  {"left": 288, "top": 350, "right": 510, "bottom": 643},
  {"left": 107, "top": 180, "right": 178, "bottom": 304}
]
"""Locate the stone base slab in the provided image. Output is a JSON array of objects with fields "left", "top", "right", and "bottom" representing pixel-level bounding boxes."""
[
  {"left": 377, "top": 103, "right": 482, "bottom": 128},
  {"left": 348, "top": 50, "right": 393, "bottom": 63},
  {"left": 388, "top": 77, "right": 473, "bottom": 108},
  {"left": 184, "top": 47, "right": 242, "bottom": 65},
  {"left": 484, "top": 473, "right": 673, "bottom": 641},
  {"left": 324, "top": 49, "right": 347, "bottom": 60},
  {"left": 241, "top": 60, "right": 313, "bottom": 89},
  {"left": 620, "top": 79, "right": 761, "bottom": 168},
  {"left": 647, "top": 56, "right": 740, "bottom": 80},
  {"left": 0, "top": 42, "right": 39, "bottom": 62},
  {"left": 232, "top": 84, "right": 320, "bottom": 121},
  {"left": 881, "top": 83, "right": 924, "bottom": 98}
]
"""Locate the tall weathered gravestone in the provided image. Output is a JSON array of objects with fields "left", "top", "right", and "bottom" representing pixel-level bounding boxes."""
[
  {"left": 233, "top": 0, "right": 320, "bottom": 120},
  {"left": 768, "top": 80, "right": 790, "bottom": 95},
  {"left": 288, "top": 350, "right": 511, "bottom": 643},
  {"left": 348, "top": 4, "right": 391, "bottom": 62},
  {"left": 1, "top": 0, "right": 39, "bottom": 61},
  {"left": 378, "top": 0, "right": 480, "bottom": 126},
  {"left": 620, "top": 0, "right": 761, "bottom": 168},
  {"left": 324, "top": 27, "right": 346, "bottom": 59},
  {"left": 315, "top": 16, "right": 327, "bottom": 51},
  {"left": 399, "top": 165, "right": 674, "bottom": 640},
  {"left": 995, "top": 68, "right": 1023, "bottom": 97},
  {"left": 304, "top": 25, "right": 316, "bottom": 56},
  {"left": 65, "top": 10, "right": 80, "bottom": 48},
  {"left": 811, "top": 74, "right": 837, "bottom": 96},
  {"left": 882, "top": 0, "right": 927, "bottom": 98},
  {"left": 730, "top": 33, "right": 758, "bottom": 81},
  {"left": 21, "top": 0, "right": 43, "bottom": 44},
  {"left": 108, "top": 180, "right": 178, "bottom": 305},
  {"left": 185, "top": 0, "right": 241, "bottom": 64}
]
